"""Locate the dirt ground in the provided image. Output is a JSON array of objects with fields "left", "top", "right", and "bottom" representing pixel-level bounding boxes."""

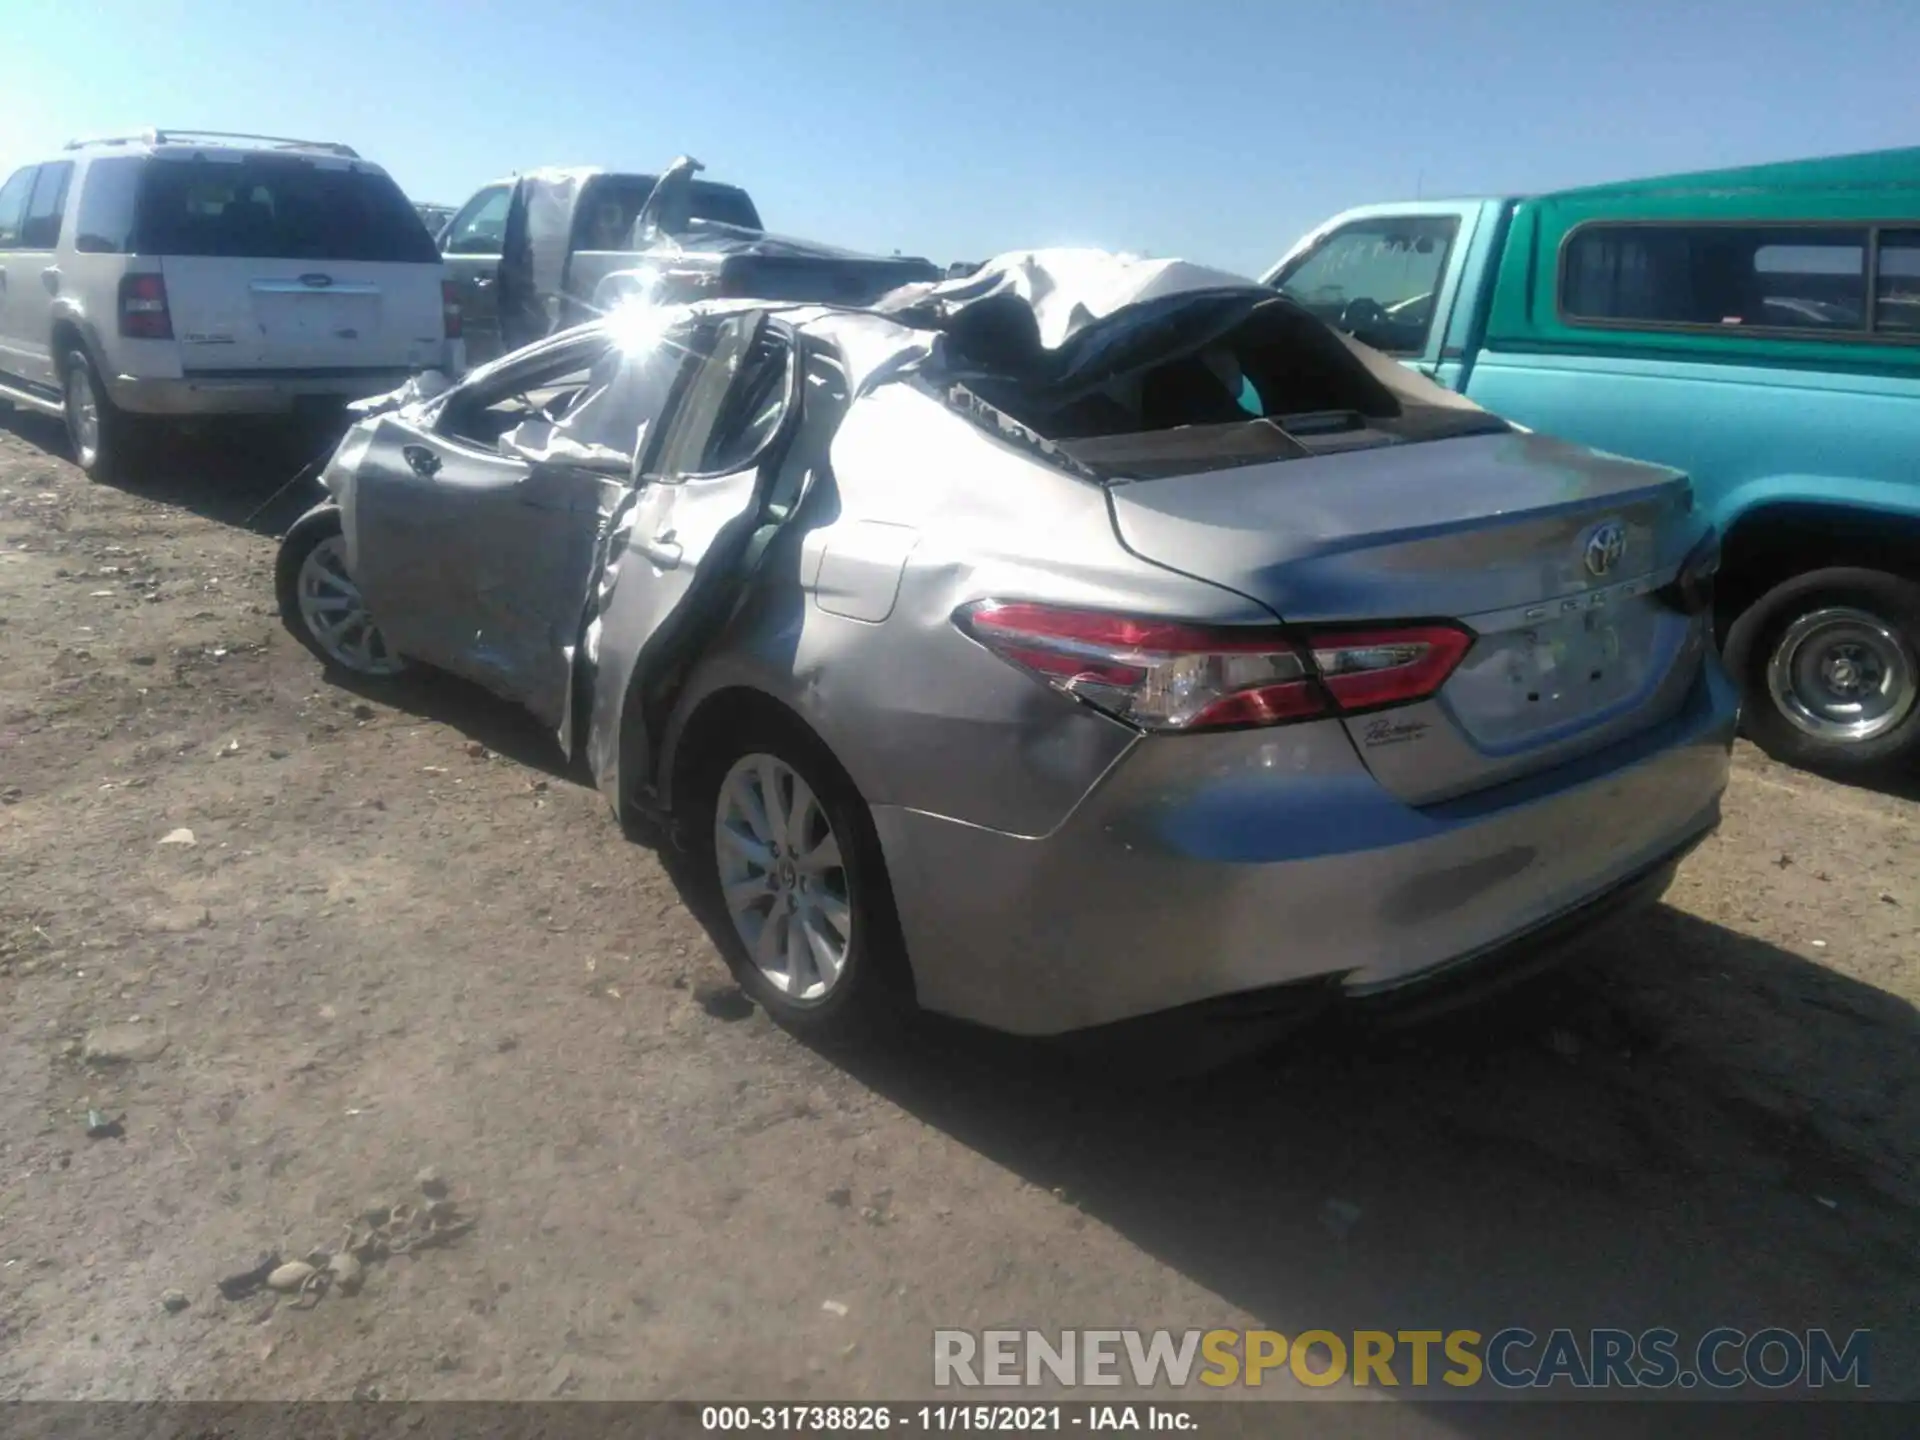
[{"left": 1, "top": 407, "right": 1917, "bottom": 1414}]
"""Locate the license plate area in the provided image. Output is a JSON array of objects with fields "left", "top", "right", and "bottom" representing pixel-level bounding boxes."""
[
  {"left": 248, "top": 281, "right": 383, "bottom": 357},
  {"left": 1509, "top": 612, "right": 1621, "bottom": 693},
  {"left": 1444, "top": 595, "right": 1671, "bottom": 750}
]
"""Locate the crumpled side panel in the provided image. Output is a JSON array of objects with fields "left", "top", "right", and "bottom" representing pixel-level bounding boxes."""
[{"left": 344, "top": 369, "right": 453, "bottom": 420}]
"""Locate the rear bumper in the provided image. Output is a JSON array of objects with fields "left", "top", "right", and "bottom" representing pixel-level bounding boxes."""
[
  {"left": 1342, "top": 828, "right": 1700, "bottom": 1025},
  {"left": 873, "top": 657, "right": 1739, "bottom": 1037},
  {"left": 1048, "top": 829, "right": 1699, "bottom": 1061},
  {"left": 108, "top": 369, "right": 423, "bottom": 418}
]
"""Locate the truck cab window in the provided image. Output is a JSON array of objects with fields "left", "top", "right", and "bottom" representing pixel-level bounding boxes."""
[
  {"left": 1272, "top": 216, "right": 1459, "bottom": 355},
  {"left": 445, "top": 185, "right": 511, "bottom": 256}
]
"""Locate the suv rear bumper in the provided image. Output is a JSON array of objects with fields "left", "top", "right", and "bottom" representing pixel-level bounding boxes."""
[{"left": 108, "top": 370, "right": 420, "bottom": 418}]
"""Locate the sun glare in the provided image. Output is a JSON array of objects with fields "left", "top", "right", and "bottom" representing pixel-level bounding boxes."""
[{"left": 607, "top": 296, "right": 676, "bottom": 357}]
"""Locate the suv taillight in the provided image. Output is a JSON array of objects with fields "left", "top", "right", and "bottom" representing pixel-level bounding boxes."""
[
  {"left": 956, "top": 601, "right": 1472, "bottom": 733},
  {"left": 441, "top": 280, "right": 462, "bottom": 340},
  {"left": 118, "top": 273, "right": 172, "bottom": 340}
]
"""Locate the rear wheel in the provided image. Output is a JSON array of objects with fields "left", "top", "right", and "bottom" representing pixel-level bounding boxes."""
[
  {"left": 681, "top": 709, "right": 912, "bottom": 1042},
  {"left": 275, "top": 504, "right": 409, "bottom": 677},
  {"left": 1724, "top": 566, "right": 1920, "bottom": 776},
  {"left": 61, "top": 349, "right": 142, "bottom": 483}
]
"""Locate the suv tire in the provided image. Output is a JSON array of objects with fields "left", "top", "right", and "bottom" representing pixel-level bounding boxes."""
[
  {"left": 1723, "top": 566, "right": 1920, "bottom": 777},
  {"left": 61, "top": 349, "right": 144, "bottom": 484}
]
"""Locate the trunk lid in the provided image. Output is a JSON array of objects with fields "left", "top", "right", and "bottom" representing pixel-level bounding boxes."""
[
  {"left": 161, "top": 258, "right": 446, "bottom": 372},
  {"left": 1105, "top": 430, "right": 1709, "bottom": 802}
]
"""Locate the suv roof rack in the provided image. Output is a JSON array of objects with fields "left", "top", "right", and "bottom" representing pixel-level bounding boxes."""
[{"left": 64, "top": 129, "right": 360, "bottom": 159}]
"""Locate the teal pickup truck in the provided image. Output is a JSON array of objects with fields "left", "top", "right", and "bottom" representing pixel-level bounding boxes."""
[{"left": 1265, "top": 147, "right": 1920, "bottom": 778}]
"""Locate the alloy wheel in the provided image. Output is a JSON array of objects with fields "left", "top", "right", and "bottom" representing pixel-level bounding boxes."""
[
  {"left": 713, "top": 752, "right": 852, "bottom": 1003},
  {"left": 66, "top": 365, "right": 101, "bottom": 468},
  {"left": 296, "top": 533, "right": 406, "bottom": 676}
]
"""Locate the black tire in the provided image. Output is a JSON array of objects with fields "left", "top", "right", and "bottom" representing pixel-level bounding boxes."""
[
  {"left": 61, "top": 348, "right": 143, "bottom": 483},
  {"left": 275, "top": 503, "right": 409, "bottom": 677},
  {"left": 679, "top": 706, "right": 913, "bottom": 1043},
  {"left": 1722, "top": 566, "right": 1920, "bottom": 776}
]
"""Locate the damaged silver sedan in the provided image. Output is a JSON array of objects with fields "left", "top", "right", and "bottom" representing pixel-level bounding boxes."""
[{"left": 276, "top": 250, "right": 1738, "bottom": 1044}]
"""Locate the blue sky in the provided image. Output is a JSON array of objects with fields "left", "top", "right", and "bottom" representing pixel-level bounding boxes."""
[{"left": 5, "top": 0, "right": 1917, "bottom": 277}]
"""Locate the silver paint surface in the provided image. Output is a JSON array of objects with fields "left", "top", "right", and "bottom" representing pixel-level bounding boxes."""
[{"left": 319, "top": 250, "right": 1738, "bottom": 1036}]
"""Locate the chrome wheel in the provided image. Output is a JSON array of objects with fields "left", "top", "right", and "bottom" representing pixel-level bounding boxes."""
[
  {"left": 1766, "top": 606, "right": 1917, "bottom": 743},
  {"left": 296, "top": 534, "right": 406, "bottom": 676},
  {"left": 66, "top": 364, "right": 101, "bottom": 468},
  {"left": 714, "top": 752, "right": 852, "bottom": 1003}
]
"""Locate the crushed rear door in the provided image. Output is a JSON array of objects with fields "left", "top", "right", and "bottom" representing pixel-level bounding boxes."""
[{"left": 586, "top": 315, "right": 853, "bottom": 805}]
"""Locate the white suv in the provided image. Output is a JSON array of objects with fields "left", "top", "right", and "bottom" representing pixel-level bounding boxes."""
[{"left": 0, "top": 130, "right": 459, "bottom": 481}]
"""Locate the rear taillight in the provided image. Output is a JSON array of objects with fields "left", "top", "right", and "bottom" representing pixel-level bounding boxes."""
[
  {"left": 1656, "top": 530, "right": 1720, "bottom": 616},
  {"left": 118, "top": 273, "right": 172, "bottom": 340},
  {"left": 1309, "top": 627, "right": 1476, "bottom": 712},
  {"left": 956, "top": 601, "right": 1472, "bottom": 733},
  {"left": 442, "top": 279, "right": 462, "bottom": 339}
]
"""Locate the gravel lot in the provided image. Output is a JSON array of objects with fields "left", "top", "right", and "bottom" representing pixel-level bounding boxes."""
[{"left": 1, "top": 409, "right": 1916, "bottom": 1411}]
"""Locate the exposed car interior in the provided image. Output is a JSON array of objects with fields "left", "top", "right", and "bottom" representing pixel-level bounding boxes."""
[
  {"left": 924, "top": 292, "right": 1508, "bottom": 475},
  {"left": 437, "top": 363, "right": 601, "bottom": 448}
]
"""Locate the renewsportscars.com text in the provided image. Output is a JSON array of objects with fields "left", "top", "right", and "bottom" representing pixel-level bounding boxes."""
[{"left": 933, "top": 1327, "right": 1871, "bottom": 1390}]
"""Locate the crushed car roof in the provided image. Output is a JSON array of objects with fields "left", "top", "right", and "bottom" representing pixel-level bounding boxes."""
[{"left": 362, "top": 248, "right": 1497, "bottom": 479}]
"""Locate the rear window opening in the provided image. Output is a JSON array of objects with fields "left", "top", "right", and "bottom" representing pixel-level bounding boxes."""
[
  {"left": 132, "top": 157, "right": 439, "bottom": 263},
  {"left": 570, "top": 177, "right": 764, "bottom": 252},
  {"left": 931, "top": 294, "right": 1508, "bottom": 479}
]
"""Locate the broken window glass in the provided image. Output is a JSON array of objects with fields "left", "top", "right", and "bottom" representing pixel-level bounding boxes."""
[{"left": 643, "top": 318, "right": 794, "bottom": 481}]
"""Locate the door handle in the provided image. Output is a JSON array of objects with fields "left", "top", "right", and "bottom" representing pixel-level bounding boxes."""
[
  {"left": 40, "top": 267, "right": 60, "bottom": 294},
  {"left": 472, "top": 276, "right": 494, "bottom": 290},
  {"left": 402, "top": 444, "right": 442, "bottom": 479},
  {"left": 636, "top": 532, "right": 682, "bottom": 569}
]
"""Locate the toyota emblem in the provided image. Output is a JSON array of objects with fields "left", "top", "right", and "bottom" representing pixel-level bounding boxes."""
[{"left": 1584, "top": 522, "right": 1626, "bottom": 578}]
